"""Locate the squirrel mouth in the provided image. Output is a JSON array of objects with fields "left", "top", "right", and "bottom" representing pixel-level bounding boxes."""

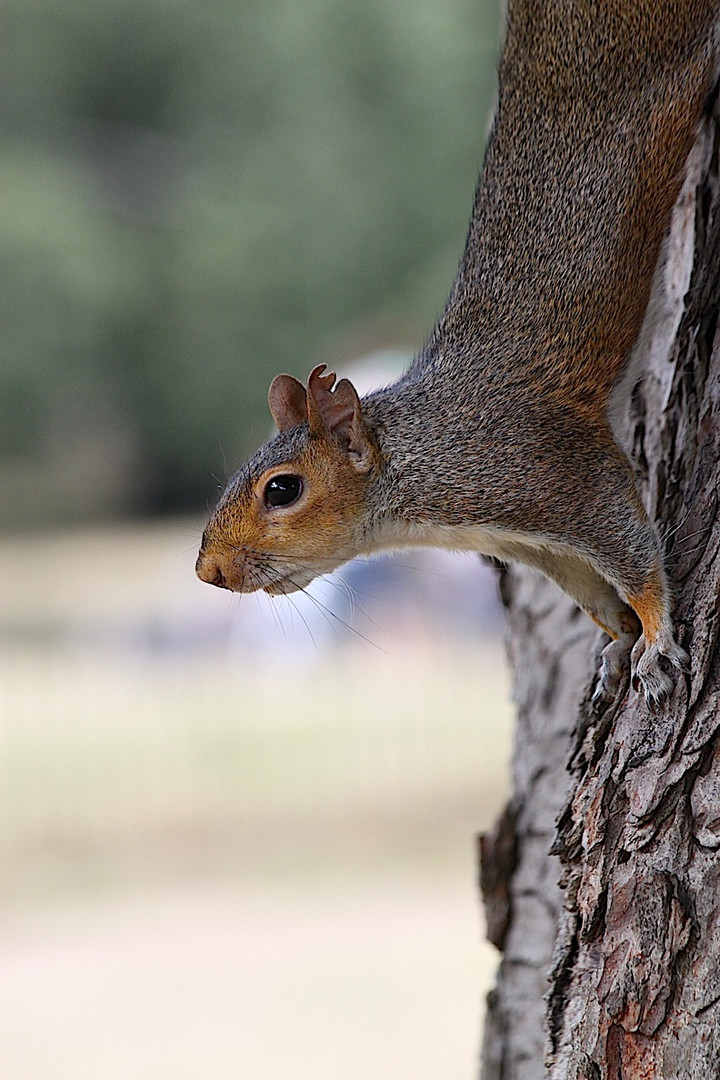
[
  {"left": 263, "top": 576, "right": 303, "bottom": 596},
  {"left": 262, "top": 564, "right": 320, "bottom": 595}
]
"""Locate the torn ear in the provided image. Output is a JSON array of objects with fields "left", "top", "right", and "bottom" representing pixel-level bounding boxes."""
[
  {"left": 306, "top": 364, "right": 376, "bottom": 472},
  {"left": 268, "top": 374, "right": 308, "bottom": 432}
]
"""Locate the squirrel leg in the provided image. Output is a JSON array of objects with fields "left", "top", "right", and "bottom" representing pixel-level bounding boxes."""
[
  {"left": 548, "top": 552, "right": 687, "bottom": 704},
  {"left": 518, "top": 434, "right": 688, "bottom": 703},
  {"left": 624, "top": 575, "right": 689, "bottom": 703},
  {"left": 507, "top": 543, "right": 641, "bottom": 699},
  {"left": 550, "top": 553, "right": 688, "bottom": 704},
  {"left": 499, "top": 539, "right": 686, "bottom": 703}
]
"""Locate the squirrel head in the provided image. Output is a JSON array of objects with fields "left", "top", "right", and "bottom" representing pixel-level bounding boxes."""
[{"left": 196, "top": 365, "right": 380, "bottom": 595}]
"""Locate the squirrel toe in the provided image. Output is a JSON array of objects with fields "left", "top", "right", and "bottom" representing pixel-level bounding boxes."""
[
  {"left": 595, "top": 636, "right": 633, "bottom": 702},
  {"left": 630, "top": 631, "right": 689, "bottom": 705}
]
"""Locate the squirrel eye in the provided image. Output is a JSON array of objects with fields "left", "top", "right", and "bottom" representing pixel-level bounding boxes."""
[{"left": 264, "top": 474, "right": 303, "bottom": 508}]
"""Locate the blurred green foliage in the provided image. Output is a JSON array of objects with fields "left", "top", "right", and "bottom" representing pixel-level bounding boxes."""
[{"left": 1, "top": 0, "right": 499, "bottom": 527}]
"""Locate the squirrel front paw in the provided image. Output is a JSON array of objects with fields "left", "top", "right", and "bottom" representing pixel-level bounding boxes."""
[
  {"left": 595, "top": 634, "right": 633, "bottom": 703},
  {"left": 630, "top": 628, "right": 689, "bottom": 705},
  {"left": 594, "top": 624, "right": 689, "bottom": 706}
]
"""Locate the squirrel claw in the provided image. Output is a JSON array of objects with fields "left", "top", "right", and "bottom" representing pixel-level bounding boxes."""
[
  {"left": 629, "top": 631, "right": 689, "bottom": 706},
  {"left": 595, "top": 630, "right": 689, "bottom": 708},
  {"left": 595, "top": 635, "right": 632, "bottom": 702}
]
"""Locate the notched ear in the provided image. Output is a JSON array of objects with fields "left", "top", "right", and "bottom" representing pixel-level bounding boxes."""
[
  {"left": 268, "top": 374, "right": 308, "bottom": 432},
  {"left": 306, "top": 364, "right": 376, "bottom": 473}
]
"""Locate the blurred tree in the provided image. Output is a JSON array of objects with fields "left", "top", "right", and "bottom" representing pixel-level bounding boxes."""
[{"left": 1, "top": 0, "right": 499, "bottom": 527}]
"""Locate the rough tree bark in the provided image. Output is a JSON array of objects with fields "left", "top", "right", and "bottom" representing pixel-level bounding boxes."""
[{"left": 479, "top": 88, "right": 720, "bottom": 1079}]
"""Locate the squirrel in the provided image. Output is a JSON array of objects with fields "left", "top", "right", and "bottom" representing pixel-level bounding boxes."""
[{"left": 196, "top": 0, "right": 719, "bottom": 704}]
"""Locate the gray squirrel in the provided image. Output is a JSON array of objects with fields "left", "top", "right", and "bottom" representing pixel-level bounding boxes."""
[{"left": 197, "top": 0, "right": 720, "bottom": 704}]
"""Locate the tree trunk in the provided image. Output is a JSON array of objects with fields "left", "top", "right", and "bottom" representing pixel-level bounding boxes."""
[{"left": 480, "top": 88, "right": 720, "bottom": 1079}]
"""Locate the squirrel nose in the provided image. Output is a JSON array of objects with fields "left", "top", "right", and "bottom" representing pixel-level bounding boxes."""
[{"left": 195, "top": 555, "right": 228, "bottom": 589}]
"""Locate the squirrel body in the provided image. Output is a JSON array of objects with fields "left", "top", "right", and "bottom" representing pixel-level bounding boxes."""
[{"left": 197, "top": 0, "right": 720, "bottom": 703}]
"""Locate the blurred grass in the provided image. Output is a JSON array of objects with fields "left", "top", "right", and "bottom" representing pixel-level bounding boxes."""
[
  {"left": 2, "top": 639, "right": 512, "bottom": 901},
  {"left": 0, "top": 521, "right": 512, "bottom": 1079},
  {"left": 0, "top": 521, "right": 512, "bottom": 897}
]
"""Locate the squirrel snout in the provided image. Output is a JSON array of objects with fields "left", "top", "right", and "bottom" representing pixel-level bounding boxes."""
[{"left": 195, "top": 553, "right": 228, "bottom": 590}]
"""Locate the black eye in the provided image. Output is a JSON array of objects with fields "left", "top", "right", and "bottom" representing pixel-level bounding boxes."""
[{"left": 264, "top": 474, "right": 303, "bottom": 508}]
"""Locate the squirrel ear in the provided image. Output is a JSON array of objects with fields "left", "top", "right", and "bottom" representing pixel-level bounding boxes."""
[
  {"left": 306, "top": 364, "right": 375, "bottom": 472},
  {"left": 268, "top": 374, "right": 308, "bottom": 432}
]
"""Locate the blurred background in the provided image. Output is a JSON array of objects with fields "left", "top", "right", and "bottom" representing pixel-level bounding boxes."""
[{"left": 1, "top": 0, "right": 512, "bottom": 1076}]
